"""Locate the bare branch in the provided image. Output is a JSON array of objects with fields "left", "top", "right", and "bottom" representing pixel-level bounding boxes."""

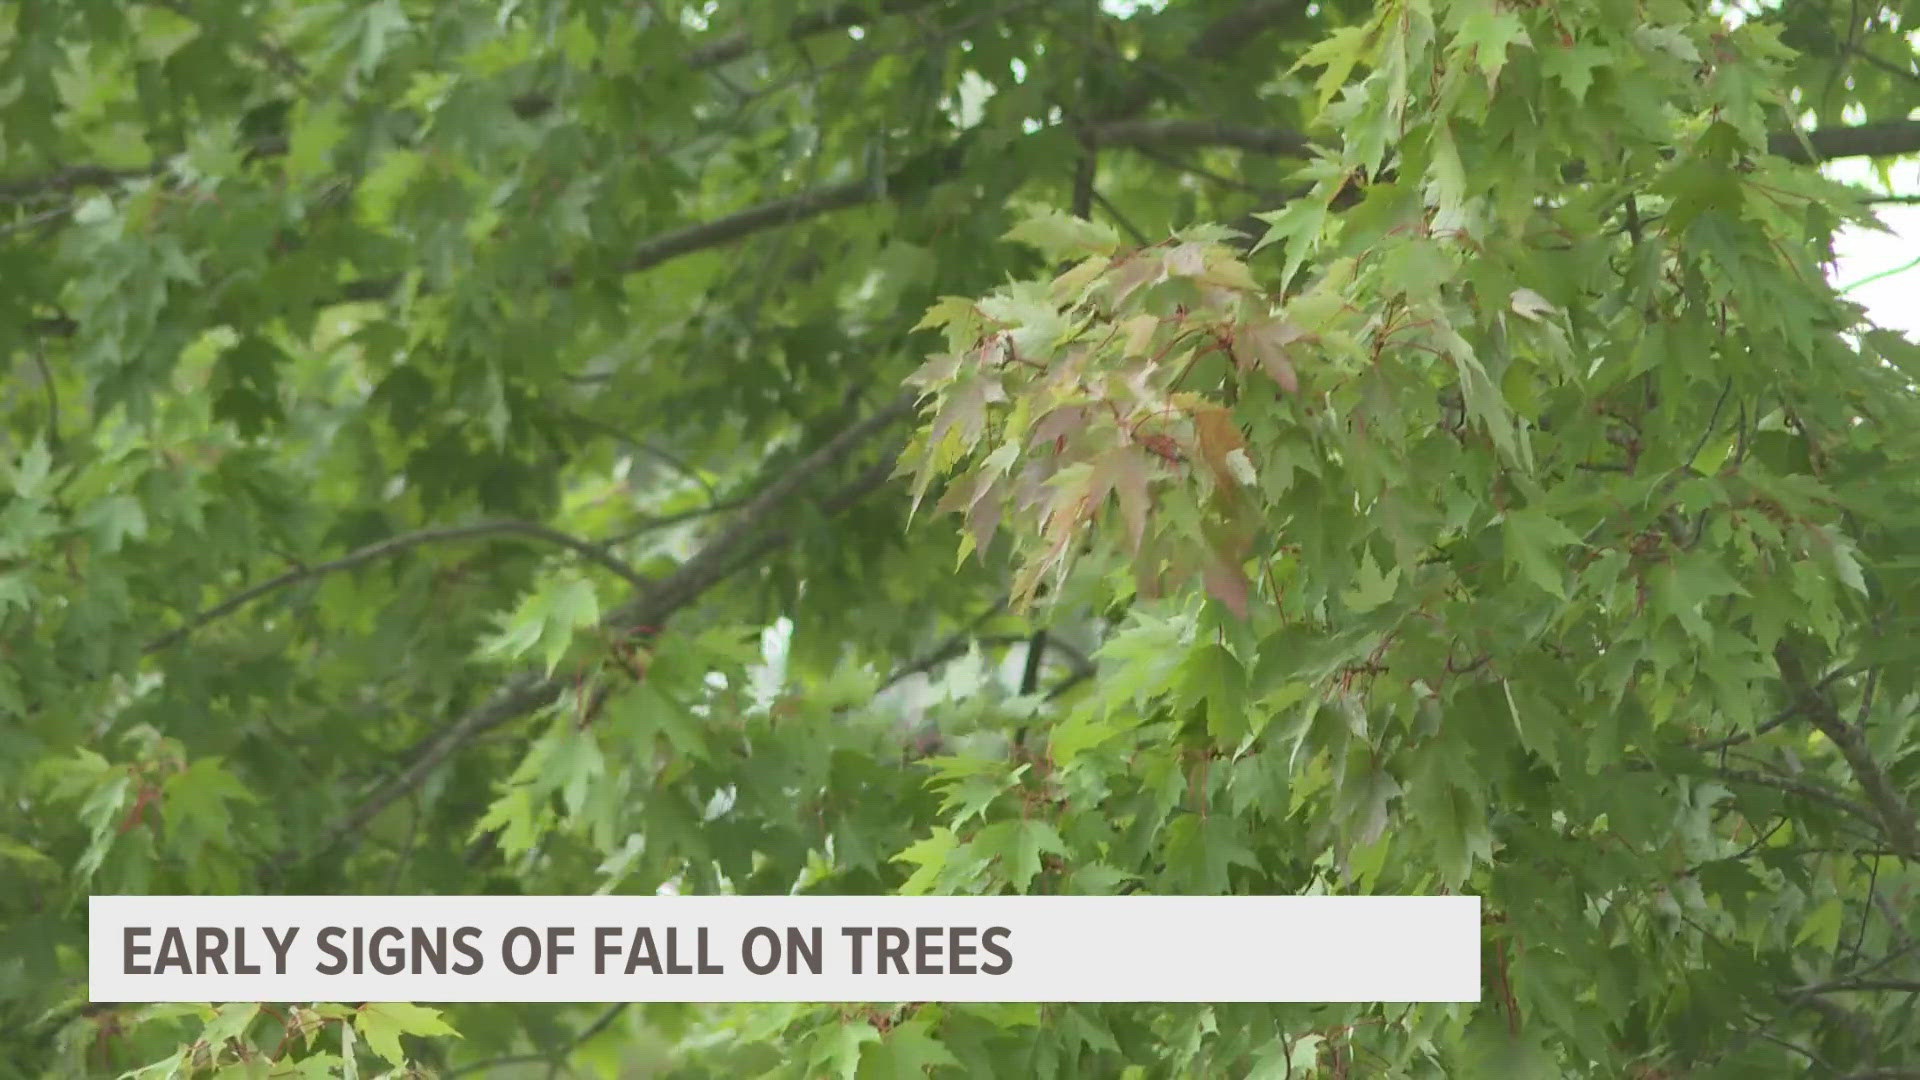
[
  {"left": 1105, "top": 0, "right": 1311, "bottom": 117},
  {"left": 1090, "top": 118, "right": 1313, "bottom": 157},
  {"left": 1797, "top": 978, "right": 1920, "bottom": 995},
  {"left": 618, "top": 180, "right": 877, "bottom": 278},
  {"left": 1184, "top": 0, "right": 1313, "bottom": 61},
  {"left": 144, "top": 520, "right": 654, "bottom": 655},
  {"left": 0, "top": 164, "right": 149, "bottom": 202},
  {"left": 1095, "top": 116, "right": 1920, "bottom": 164},
  {"left": 556, "top": 408, "right": 720, "bottom": 501},
  {"left": 443, "top": 1003, "right": 629, "bottom": 1079},
  {"left": 1770, "top": 119, "right": 1920, "bottom": 163},
  {"left": 1776, "top": 642, "right": 1920, "bottom": 862},
  {"left": 278, "top": 394, "right": 916, "bottom": 872},
  {"left": 686, "top": 0, "right": 941, "bottom": 71},
  {"left": 1627, "top": 757, "right": 1884, "bottom": 828},
  {"left": 881, "top": 601, "right": 1012, "bottom": 690}
]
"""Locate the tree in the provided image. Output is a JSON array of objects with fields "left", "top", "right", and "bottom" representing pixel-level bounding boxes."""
[{"left": 5, "top": 0, "right": 1920, "bottom": 1075}]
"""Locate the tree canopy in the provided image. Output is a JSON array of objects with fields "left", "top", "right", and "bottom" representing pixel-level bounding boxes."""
[{"left": 6, "top": 0, "right": 1920, "bottom": 1076}]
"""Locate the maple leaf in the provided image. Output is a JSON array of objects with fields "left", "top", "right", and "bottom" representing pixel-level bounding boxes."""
[
  {"left": 1192, "top": 405, "right": 1250, "bottom": 496},
  {"left": 1241, "top": 314, "right": 1307, "bottom": 394}
]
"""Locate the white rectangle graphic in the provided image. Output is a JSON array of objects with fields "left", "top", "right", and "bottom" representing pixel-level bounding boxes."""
[{"left": 91, "top": 895, "right": 1480, "bottom": 1003}]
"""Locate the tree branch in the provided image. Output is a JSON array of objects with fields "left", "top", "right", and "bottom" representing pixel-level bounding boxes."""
[
  {"left": 1089, "top": 116, "right": 1920, "bottom": 165},
  {"left": 143, "top": 520, "right": 654, "bottom": 655},
  {"left": 1796, "top": 978, "right": 1920, "bottom": 996},
  {"left": 276, "top": 394, "right": 916, "bottom": 872},
  {"left": 443, "top": 1003, "right": 629, "bottom": 1079},
  {"left": 1089, "top": 117, "right": 1313, "bottom": 157},
  {"left": 1775, "top": 642, "right": 1920, "bottom": 862},
  {"left": 1770, "top": 119, "right": 1920, "bottom": 162},
  {"left": 1628, "top": 758, "right": 1884, "bottom": 828},
  {"left": 617, "top": 179, "right": 877, "bottom": 278},
  {"left": 685, "top": 0, "right": 941, "bottom": 71},
  {"left": 1104, "top": 0, "right": 1311, "bottom": 117}
]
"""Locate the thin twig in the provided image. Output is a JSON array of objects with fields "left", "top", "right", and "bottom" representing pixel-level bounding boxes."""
[
  {"left": 1776, "top": 641, "right": 1920, "bottom": 862},
  {"left": 144, "top": 520, "right": 654, "bottom": 654},
  {"left": 559, "top": 408, "right": 719, "bottom": 500},
  {"left": 443, "top": 1003, "right": 630, "bottom": 1079}
]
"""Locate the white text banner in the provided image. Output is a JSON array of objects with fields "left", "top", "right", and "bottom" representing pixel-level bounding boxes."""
[{"left": 90, "top": 895, "right": 1481, "bottom": 1003}]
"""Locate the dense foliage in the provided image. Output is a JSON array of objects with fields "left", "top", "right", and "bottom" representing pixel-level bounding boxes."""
[{"left": 6, "top": 0, "right": 1920, "bottom": 1075}]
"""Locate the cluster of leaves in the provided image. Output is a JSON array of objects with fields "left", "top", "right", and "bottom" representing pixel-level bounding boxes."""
[
  {"left": 4, "top": 0, "right": 1920, "bottom": 1076},
  {"left": 908, "top": 214, "right": 1302, "bottom": 616},
  {"left": 899, "top": 0, "right": 1920, "bottom": 1074},
  {"left": 99, "top": 1001, "right": 455, "bottom": 1080}
]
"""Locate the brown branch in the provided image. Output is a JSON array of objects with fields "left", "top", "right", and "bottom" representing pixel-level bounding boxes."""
[
  {"left": 1105, "top": 0, "right": 1311, "bottom": 117},
  {"left": 1627, "top": 758, "right": 1883, "bottom": 828},
  {"left": 1796, "top": 978, "right": 1920, "bottom": 995},
  {"left": 276, "top": 394, "right": 916, "bottom": 872},
  {"left": 686, "top": 0, "right": 941, "bottom": 71},
  {"left": 0, "top": 163, "right": 151, "bottom": 202},
  {"left": 1096, "top": 116, "right": 1920, "bottom": 165},
  {"left": 1089, "top": 117, "right": 1313, "bottom": 157},
  {"left": 1770, "top": 119, "right": 1920, "bottom": 162},
  {"left": 617, "top": 179, "right": 878, "bottom": 277},
  {"left": 143, "top": 520, "right": 654, "bottom": 655},
  {"left": 250, "top": 117, "right": 1920, "bottom": 315},
  {"left": 601, "top": 392, "right": 916, "bottom": 625},
  {"left": 1775, "top": 642, "right": 1920, "bottom": 862},
  {"left": 1185, "top": 0, "right": 1314, "bottom": 61}
]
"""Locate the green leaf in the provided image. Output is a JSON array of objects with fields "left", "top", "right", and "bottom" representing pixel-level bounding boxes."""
[
  {"left": 866, "top": 1018, "right": 962, "bottom": 1076},
  {"left": 975, "top": 818, "right": 1068, "bottom": 892},
  {"left": 894, "top": 827, "right": 960, "bottom": 895},
  {"left": 811, "top": 1021, "right": 882, "bottom": 1080},
  {"left": 1502, "top": 509, "right": 1581, "bottom": 598},
  {"left": 1004, "top": 210, "right": 1123, "bottom": 261},
  {"left": 1451, "top": 1, "right": 1532, "bottom": 83},
  {"left": 353, "top": 1002, "right": 458, "bottom": 1066},
  {"left": 1178, "top": 642, "right": 1249, "bottom": 745},
  {"left": 1291, "top": 24, "right": 1375, "bottom": 115},
  {"left": 199, "top": 1002, "right": 260, "bottom": 1051},
  {"left": 1340, "top": 551, "right": 1400, "bottom": 613}
]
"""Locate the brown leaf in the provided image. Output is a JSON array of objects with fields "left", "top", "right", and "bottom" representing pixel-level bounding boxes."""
[
  {"left": 1118, "top": 314, "right": 1159, "bottom": 357},
  {"left": 1200, "top": 549, "right": 1251, "bottom": 618},
  {"left": 1107, "top": 254, "right": 1161, "bottom": 305},
  {"left": 1132, "top": 539, "right": 1164, "bottom": 600},
  {"left": 1028, "top": 405, "right": 1087, "bottom": 449},
  {"left": 906, "top": 351, "right": 963, "bottom": 389},
  {"left": 942, "top": 373, "right": 1006, "bottom": 449},
  {"left": 1089, "top": 444, "right": 1153, "bottom": 553},
  {"left": 1193, "top": 406, "right": 1248, "bottom": 494},
  {"left": 1242, "top": 315, "right": 1305, "bottom": 393},
  {"left": 1263, "top": 353, "right": 1300, "bottom": 394},
  {"left": 964, "top": 475, "right": 1005, "bottom": 557},
  {"left": 1111, "top": 446, "right": 1152, "bottom": 554}
]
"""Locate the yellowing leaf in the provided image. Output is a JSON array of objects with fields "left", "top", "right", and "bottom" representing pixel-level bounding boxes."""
[
  {"left": 1509, "top": 287, "right": 1557, "bottom": 322},
  {"left": 1004, "top": 210, "right": 1123, "bottom": 260},
  {"left": 1193, "top": 406, "right": 1249, "bottom": 495},
  {"left": 1119, "top": 314, "right": 1160, "bottom": 357},
  {"left": 1092, "top": 444, "right": 1153, "bottom": 551},
  {"left": 1242, "top": 315, "right": 1306, "bottom": 393},
  {"left": 1201, "top": 548, "right": 1251, "bottom": 618}
]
